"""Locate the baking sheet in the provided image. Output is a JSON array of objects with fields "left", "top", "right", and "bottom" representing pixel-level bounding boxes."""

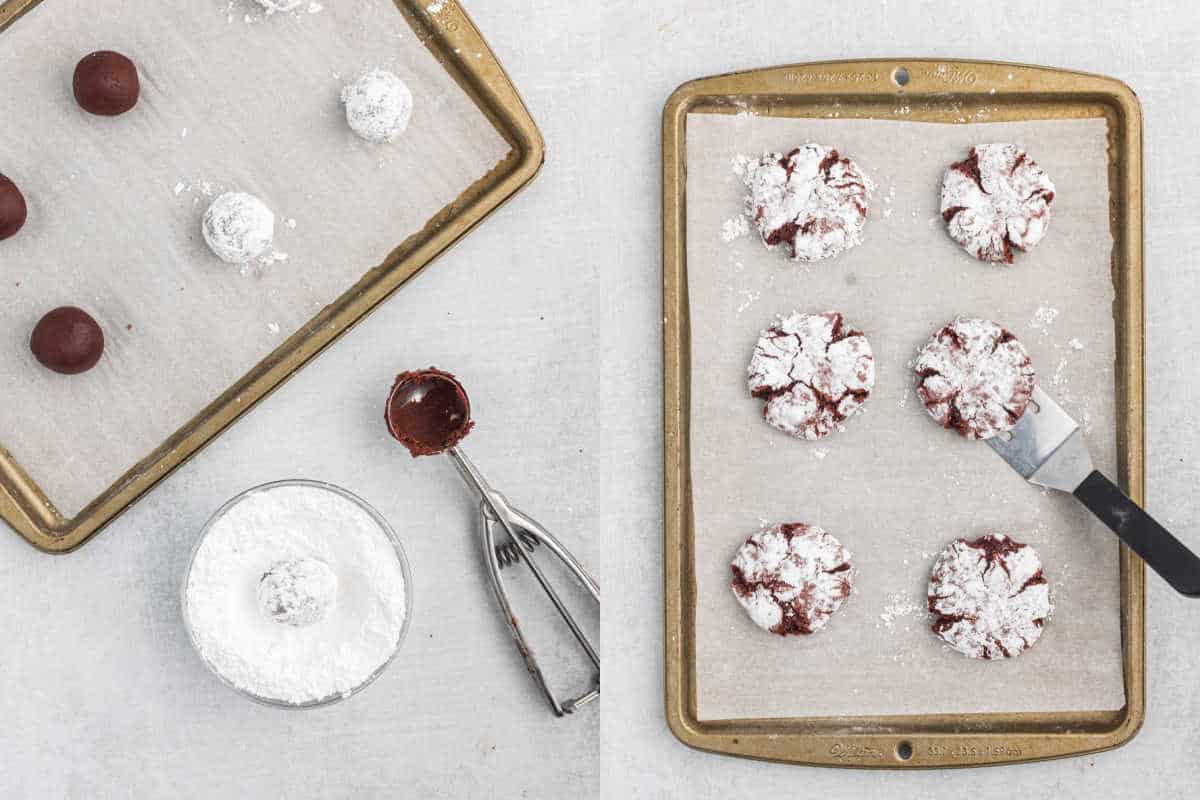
[
  {"left": 0, "top": 0, "right": 509, "bottom": 517},
  {"left": 687, "top": 113, "right": 1125, "bottom": 720}
]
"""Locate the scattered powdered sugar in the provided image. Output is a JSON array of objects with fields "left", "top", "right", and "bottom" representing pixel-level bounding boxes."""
[
  {"left": 729, "top": 153, "right": 751, "bottom": 178},
  {"left": 730, "top": 523, "right": 853, "bottom": 635},
  {"left": 1029, "top": 303, "right": 1060, "bottom": 334},
  {"left": 812, "top": 447, "right": 828, "bottom": 460},
  {"left": 720, "top": 214, "right": 749, "bottom": 242},
  {"left": 185, "top": 483, "right": 407, "bottom": 705},
  {"left": 1069, "top": 337, "right": 1085, "bottom": 351},
  {"left": 741, "top": 144, "right": 872, "bottom": 262},
  {"left": 747, "top": 310, "right": 876, "bottom": 440},
  {"left": 427, "top": 0, "right": 446, "bottom": 12},
  {"left": 878, "top": 592, "right": 924, "bottom": 631},
  {"left": 927, "top": 534, "right": 1051, "bottom": 659},
  {"left": 734, "top": 287, "right": 760, "bottom": 314}
]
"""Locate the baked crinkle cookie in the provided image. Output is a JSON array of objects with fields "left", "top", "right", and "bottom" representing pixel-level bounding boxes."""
[
  {"left": 914, "top": 317, "right": 1035, "bottom": 440},
  {"left": 928, "top": 534, "right": 1052, "bottom": 659},
  {"left": 941, "top": 143, "right": 1056, "bottom": 264},
  {"left": 731, "top": 523, "right": 853, "bottom": 636},
  {"left": 747, "top": 311, "right": 875, "bottom": 440},
  {"left": 743, "top": 144, "right": 870, "bottom": 262}
]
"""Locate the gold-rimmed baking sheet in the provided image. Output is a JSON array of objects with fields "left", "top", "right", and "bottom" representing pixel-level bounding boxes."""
[
  {"left": 0, "top": 0, "right": 542, "bottom": 551},
  {"left": 663, "top": 60, "right": 1145, "bottom": 767}
]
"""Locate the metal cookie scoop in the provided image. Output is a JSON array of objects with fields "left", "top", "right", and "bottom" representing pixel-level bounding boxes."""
[
  {"left": 988, "top": 386, "right": 1200, "bottom": 597},
  {"left": 385, "top": 368, "right": 600, "bottom": 715}
]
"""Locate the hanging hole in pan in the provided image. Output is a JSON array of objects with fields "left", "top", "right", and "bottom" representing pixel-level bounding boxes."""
[
  {"left": 895, "top": 740, "right": 914, "bottom": 761},
  {"left": 998, "top": 430, "right": 1014, "bottom": 442},
  {"left": 892, "top": 67, "right": 910, "bottom": 87}
]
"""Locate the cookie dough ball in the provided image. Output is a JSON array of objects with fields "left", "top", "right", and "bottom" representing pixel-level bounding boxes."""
[
  {"left": 747, "top": 310, "right": 875, "bottom": 440},
  {"left": 742, "top": 144, "right": 870, "bottom": 262},
  {"left": 731, "top": 523, "right": 853, "bottom": 635},
  {"left": 258, "top": 558, "right": 338, "bottom": 627},
  {"left": 928, "top": 534, "right": 1051, "bottom": 659},
  {"left": 914, "top": 317, "right": 1036, "bottom": 440},
  {"left": 255, "top": 0, "right": 304, "bottom": 11},
  {"left": 73, "top": 51, "right": 140, "bottom": 116},
  {"left": 0, "top": 173, "right": 27, "bottom": 241},
  {"left": 30, "top": 307, "right": 105, "bottom": 374},
  {"left": 202, "top": 192, "right": 275, "bottom": 264},
  {"left": 341, "top": 69, "right": 414, "bottom": 144},
  {"left": 941, "top": 143, "right": 1056, "bottom": 264}
]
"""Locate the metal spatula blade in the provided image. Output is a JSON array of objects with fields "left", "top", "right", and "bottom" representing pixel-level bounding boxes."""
[{"left": 987, "top": 387, "right": 1200, "bottom": 597}]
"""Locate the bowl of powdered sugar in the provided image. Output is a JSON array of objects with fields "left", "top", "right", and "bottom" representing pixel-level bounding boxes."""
[{"left": 182, "top": 479, "right": 412, "bottom": 708}]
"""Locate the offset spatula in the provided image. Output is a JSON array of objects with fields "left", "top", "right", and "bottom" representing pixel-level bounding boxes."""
[{"left": 987, "top": 386, "right": 1200, "bottom": 597}]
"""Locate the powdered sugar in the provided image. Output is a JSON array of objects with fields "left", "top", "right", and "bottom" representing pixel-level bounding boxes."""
[
  {"left": 927, "top": 534, "right": 1052, "bottom": 659},
  {"left": 742, "top": 144, "right": 871, "bottom": 262},
  {"left": 202, "top": 191, "right": 276, "bottom": 265},
  {"left": 184, "top": 483, "right": 408, "bottom": 705},
  {"left": 748, "top": 310, "right": 875, "bottom": 440},
  {"left": 730, "top": 523, "right": 853, "bottom": 635},
  {"left": 1029, "top": 303, "right": 1059, "bottom": 335},
  {"left": 342, "top": 69, "right": 414, "bottom": 144},
  {"left": 940, "top": 143, "right": 1055, "bottom": 263},
  {"left": 720, "top": 214, "right": 749, "bottom": 242},
  {"left": 914, "top": 317, "right": 1036, "bottom": 440}
]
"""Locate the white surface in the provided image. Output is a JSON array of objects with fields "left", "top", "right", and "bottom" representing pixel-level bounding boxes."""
[{"left": 3, "top": 0, "right": 1200, "bottom": 798}]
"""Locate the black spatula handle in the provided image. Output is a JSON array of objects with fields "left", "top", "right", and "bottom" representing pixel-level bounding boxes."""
[{"left": 1074, "top": 470, "right": 1200, "bottom": 597}]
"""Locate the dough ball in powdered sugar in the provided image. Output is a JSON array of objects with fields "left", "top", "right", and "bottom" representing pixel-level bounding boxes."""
[
  {"left": 255, "top": 0, "right": 304, "bottom": 11},
  {"left": 258, "top": 558, "right": 338, "bottom": 627},
  {"left": 341, "top": 69, "right": 414, "bottom": 144},
  {"left": 202, "top": 191, "right": 275, "bottom": 264}
]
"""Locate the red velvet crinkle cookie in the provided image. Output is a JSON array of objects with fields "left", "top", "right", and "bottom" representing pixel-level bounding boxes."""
[
  {"left": 940, "top": 143, "right": 1056, "bottom": 264},
  {"left": 928, "top": 534, "right": 1052, "bottom": 659},
  {"left": 743, "top": 144, "right": 870, "bottom": 262},
  {"left": 914, "top": 317, "right": 1035, "bottom": 440},
  {"left": 747, "top": 311, "right": 875, "bottom": 440},
  {"left": 730, "top": 523, "right": 853, "bottom": 636}
]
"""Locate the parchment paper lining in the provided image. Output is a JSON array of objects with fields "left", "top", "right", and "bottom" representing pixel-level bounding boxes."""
[
  {"left": 0, "top": 0, "right": 509, "bottom": 516},
  {"left": 687, "top": 113, "right": 1125, "bottom": 720}
]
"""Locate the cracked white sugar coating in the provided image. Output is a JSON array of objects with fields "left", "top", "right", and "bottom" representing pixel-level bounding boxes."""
[
  {"left": 185, "top": 484, "right": 407, "bottom": 705},
  {"left": 940, "top": 143, "right": 1056, "bottom": 264},
  {"left": 914, "top": 317, "right": 1035, "bottom": 440},
  {"left": 928, "top": 534, "right": 1052, "bottom": 659},
  {"left": 201, "top": 191, "right": 275, "bottom": 264},
  {"left": 342, "top": 69, "right": 414, "bottom": 144},
  {"left": 730, "top": 523, "right": 853, "bottom": 635},
  {"left": 742, "top": 143, "right": 870, "bottom": 262},
  {"left": 747, "top": 310, "right": 875, "bottom": 440}
]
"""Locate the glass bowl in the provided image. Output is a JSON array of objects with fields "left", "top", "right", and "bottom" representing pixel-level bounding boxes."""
[{"left": 181, "top": 478, "right": 413, "bottom": 709}]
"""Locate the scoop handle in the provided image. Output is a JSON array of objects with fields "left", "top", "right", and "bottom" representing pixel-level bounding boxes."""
[{"left": 1074, "top": 470, "right": 1200, "bottom": 597}]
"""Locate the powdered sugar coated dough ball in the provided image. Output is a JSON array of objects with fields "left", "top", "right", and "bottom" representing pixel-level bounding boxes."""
[
  {"left": 202, "top": 191, "right": 275, "bottom": 264},
  {"left": 258, "top": 558, "right": 339, "bottom": 627},
  {"left": 342, "top": 69, "right": 414, "bottom": 144},
  {"left": 255, "top": 0, "right": 304, "bottom": 11}
]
